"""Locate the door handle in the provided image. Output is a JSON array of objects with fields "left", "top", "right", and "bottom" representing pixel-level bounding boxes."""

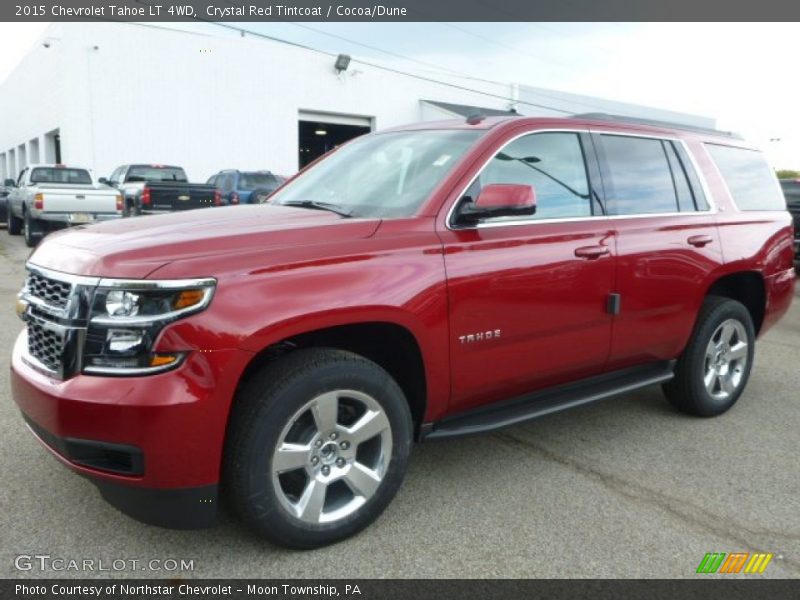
[
  {"left": 687, "top": 234, "right": 714, "bottom": 248},
  {"left": 574, "top": 245, "right": 610, "bottom": 260}
]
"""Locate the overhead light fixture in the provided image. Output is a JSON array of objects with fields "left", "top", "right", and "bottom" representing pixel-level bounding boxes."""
[
  {"left": 334, "top": 53, "right": 351, "bottom": 73},
  {"left": 315, "top": 126, "right": 327, "bottom": 136}
]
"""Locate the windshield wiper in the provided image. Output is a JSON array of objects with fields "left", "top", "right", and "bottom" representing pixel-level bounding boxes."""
[{"left": 280, "top": 200, "right": 353, "bottom": 218}]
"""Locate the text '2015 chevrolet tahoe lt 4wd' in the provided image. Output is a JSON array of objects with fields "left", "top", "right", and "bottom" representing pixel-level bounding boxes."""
[{"left": 10, "top": 115, "right": 795, "bottom": 548}]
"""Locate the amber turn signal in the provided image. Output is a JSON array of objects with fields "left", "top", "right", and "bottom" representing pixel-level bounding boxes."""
[
  {"left": 149, "top": 354, "right": 179, "bottom": 367},
  {"left": 173, "top": 289, "right": 205, "bottom": 310}
]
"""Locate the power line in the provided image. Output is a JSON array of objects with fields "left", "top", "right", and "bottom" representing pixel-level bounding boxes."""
[
  {"left": 220, "top": 2, "right": 515, "bottom": 87},
  {"left": 207, "top": 23, "right": 574, "bottom": 114},
  {"left": 126, "top": 5, "right": 575, "bottom": 115}
]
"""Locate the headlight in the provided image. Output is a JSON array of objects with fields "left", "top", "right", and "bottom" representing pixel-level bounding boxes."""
[{"left": 83, "top": 278, "right": 215, "bottom": 375}]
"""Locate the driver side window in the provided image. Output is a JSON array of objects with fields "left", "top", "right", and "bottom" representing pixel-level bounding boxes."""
[{"left": 465, "top": 132, "right": 593, "bottom": 222}]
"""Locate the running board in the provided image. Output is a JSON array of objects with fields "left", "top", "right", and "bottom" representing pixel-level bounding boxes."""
[{"left": 420, "top": 361, "right": 675, "bottom": 441}]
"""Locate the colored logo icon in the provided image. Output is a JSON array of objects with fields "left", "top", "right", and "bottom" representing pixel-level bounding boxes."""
[{"left": 696, "top": 552, "right": 774, "bottom": 574}]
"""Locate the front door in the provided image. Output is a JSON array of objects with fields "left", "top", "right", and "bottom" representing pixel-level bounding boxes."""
[{"left": 438, "top": 129, "right": 616, "bottom": 413}]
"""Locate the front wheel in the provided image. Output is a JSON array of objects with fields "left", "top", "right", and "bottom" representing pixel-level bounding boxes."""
[
  {"left": 663, "top": 296, "right": 755, "bottom": 417},
  {"left": 225, "top": 348, "right": 412, "bottom": 548}
]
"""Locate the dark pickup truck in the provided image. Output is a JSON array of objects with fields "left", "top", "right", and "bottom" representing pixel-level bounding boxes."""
[
  {"left": 103, "top": 164, "right": 220, "bottom": 216},
  {"left": 779, "top": 179, "right": 800, "bottom": 256}
]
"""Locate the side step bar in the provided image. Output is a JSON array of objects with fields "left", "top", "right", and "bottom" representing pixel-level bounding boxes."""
[{"left": 420, "top": 361, "right": 675, "bottom": 441}]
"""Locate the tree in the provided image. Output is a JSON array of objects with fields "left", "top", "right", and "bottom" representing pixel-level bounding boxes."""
[{"left": 776, "top": 169, "right": 800, "bottom": 179}]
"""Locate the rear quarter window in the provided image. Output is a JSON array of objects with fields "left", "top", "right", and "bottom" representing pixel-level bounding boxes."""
[{"left": 705, "top": 144, "right": 785, "bottom": 211}]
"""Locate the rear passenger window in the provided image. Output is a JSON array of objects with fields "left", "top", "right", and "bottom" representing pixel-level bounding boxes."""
[
  {"left": 706, "top": 144, "right": 786, "bottom": 211},
  {"left": 600, "top": 135, "right": 681, "bottom": 215}
]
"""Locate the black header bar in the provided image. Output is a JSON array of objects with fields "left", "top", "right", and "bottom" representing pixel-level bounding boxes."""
[{"left": 4, "top": 0, "right": 800, "bottom": 22}]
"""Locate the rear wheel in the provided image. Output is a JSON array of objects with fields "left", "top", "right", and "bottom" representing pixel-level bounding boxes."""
[
  {"left": 663, "top": 296, "right": 755, "bottom": 417},
  {"left": 123, "top": 199, "right": 139, "bottom": 217},
  {"left": 225, "top": 348, "right": 412, "bottom": 548},
  {"left": 8, "top": 211, "right": 22, "bottom": 235},
  {"left": 23, "top": 211, "right": 44, "bottom": 247}
]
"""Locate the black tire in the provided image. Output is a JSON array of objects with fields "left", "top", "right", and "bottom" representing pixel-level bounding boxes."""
[
  {"left": 224, "top": 348, "right": 413, "bottom": 549},
  {"left": 8, "top": 211, "right": 22, "bottom": 235},
  {"left": 123, "top": 199, "right": 140, "bottom": 217},
  {"left": 23, "top": 211, "right": 44, "bottom": 247},
  {"left": 663, "top": 296, "right": 755, "bottom": 417}
]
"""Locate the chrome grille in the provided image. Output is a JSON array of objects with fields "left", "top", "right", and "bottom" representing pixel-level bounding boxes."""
[
  {"left": 27, "top": 272, "right": 72, "bottom": 309},
  {"left": 27, "top": 319, "right": 65, "bottom": 373}
]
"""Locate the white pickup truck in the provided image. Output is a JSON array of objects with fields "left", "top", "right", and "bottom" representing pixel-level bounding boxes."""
[{"left": 7, "top": 164, "right": 122, "bottom": 247}]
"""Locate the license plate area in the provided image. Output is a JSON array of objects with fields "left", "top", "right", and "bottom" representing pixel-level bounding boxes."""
[{"left": 69, "top": 213, "right": 94, "bottom": 224}]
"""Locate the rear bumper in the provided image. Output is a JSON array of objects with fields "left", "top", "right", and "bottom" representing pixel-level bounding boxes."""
[
  {"left": 10, "top": 330, "right": 252, "bottom": 528},
  {"left": 32, "top": 212, "right": 122, "bottom": 224}
]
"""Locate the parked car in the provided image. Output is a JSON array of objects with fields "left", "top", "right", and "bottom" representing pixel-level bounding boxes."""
[
  {"left": 779, "top": 179, "right": 800, "bottom": 256},
  {"left": 103, "top": 164, "right": 219, "bottom": 216},
  {"left": 0, "top": 180, "right": 11, "bottom": 222},
  {"left": 206, "top": 169, "right": 283, "bottom": 204},
  {"left": 11, "top": 115, "right": 795, "bottom": 549},
  {"left": 6, "top": 164, "right": 122, "bottom": 247}
]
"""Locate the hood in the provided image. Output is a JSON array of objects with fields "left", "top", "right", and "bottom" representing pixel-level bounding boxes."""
[{"left": 29, "top": 205, "right": 381, "bottom": 278}]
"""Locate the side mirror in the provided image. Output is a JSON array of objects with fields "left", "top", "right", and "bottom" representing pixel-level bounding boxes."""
[
  {"left": 458, "top": 183, "right": 536, "bottom": 223},
  {"left": 4, "top": 178, "right": 16, "bottom": 187},
  {"left": 98, "top": 177, "right": 108, "bottom": 184}
]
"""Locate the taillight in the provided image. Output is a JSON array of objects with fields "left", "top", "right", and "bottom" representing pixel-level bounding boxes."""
[
  {"left": 230, "top": 191, "right": 239, "bottom": 205},
  {"left": 33, "top": 193, "right": 44, "bottom": 210},
  {"left": 214, "top": 190, "right": 221, "bottom": 206},
  {"left": 115, "top": 194, "right": 123, "bottom": 211},
  {"left": 141, "top": 187, "right": 151, "bottom": 206}
]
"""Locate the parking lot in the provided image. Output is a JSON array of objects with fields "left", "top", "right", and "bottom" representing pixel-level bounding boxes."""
[{"left": 1, "top": 228, "right": 798, "bottom": 579}]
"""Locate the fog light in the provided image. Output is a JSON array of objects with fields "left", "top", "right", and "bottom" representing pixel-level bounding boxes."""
[{"left": 106, "top": 329, "right": 144, "bottom": 354}]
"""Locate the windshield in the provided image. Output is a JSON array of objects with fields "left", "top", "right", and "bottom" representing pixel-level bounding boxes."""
[
  {"left": 239, "top": 172, "right": 279, "bottom": 191},
  {"left": 126, "top": 166, "right": 188, "bottom": 183},
  {"left": 30, "top": 168, "right": 92, "bottom": 185},
  {"left": 271, "top": 130, "right": 481, "bottom": 218}
]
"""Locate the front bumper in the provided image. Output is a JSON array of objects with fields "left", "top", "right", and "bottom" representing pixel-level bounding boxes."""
[{"left": 10, "top": 330, "right": 252, "bottom": 528}]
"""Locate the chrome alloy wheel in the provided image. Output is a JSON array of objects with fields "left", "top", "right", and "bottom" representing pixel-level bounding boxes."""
[
  {"left": 703, "top": 318, "right": 749, "bottom": 401},
  {"left": 271, "top": 390, "right": 393, "bottom": 524}
]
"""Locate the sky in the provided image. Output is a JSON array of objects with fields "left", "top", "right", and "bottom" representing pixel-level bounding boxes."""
[{"left": 0, "top": 21, "right": 797, "bottom": 169}]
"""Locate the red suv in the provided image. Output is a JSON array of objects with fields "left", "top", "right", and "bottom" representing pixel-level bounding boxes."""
[{"left": 11, "top": 114, "right": 795, "bottom": 548}]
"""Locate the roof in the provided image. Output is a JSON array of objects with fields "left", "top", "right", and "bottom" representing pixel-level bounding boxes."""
[
  {"left": 573, "top": 113, "right": 741, "bottom": 139},
  {"left": 423, "top": 100, "right": 518, "bottom": 118}
]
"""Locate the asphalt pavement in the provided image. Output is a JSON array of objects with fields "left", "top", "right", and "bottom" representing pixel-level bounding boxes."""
[{"left": 1, "top": 228, "right": 798, "bottom": 579}]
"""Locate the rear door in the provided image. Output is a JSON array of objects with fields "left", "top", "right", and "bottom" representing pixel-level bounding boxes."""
[
  {"left": 439, "top": 128, "right": 616, "bottom": 413},
  {"left": 592, "top": 131, "right": 723, "bottom": 368}
]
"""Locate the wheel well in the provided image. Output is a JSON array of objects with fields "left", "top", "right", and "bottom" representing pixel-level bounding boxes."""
[
  {"left": 238, "top": 322, "right": 427, "bottom": 431},
  {"left": 706, "top": 272, "right": 766, "bottom": 334}
]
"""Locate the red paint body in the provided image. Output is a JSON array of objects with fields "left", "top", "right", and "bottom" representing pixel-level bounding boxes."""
[{"left": 10, "top": 117, "right": 796, "bottom": 497}]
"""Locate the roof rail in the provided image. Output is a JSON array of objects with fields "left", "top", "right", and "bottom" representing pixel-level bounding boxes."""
[{"left": 573, "top": 112, "right": 741, "bottom": 139}]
